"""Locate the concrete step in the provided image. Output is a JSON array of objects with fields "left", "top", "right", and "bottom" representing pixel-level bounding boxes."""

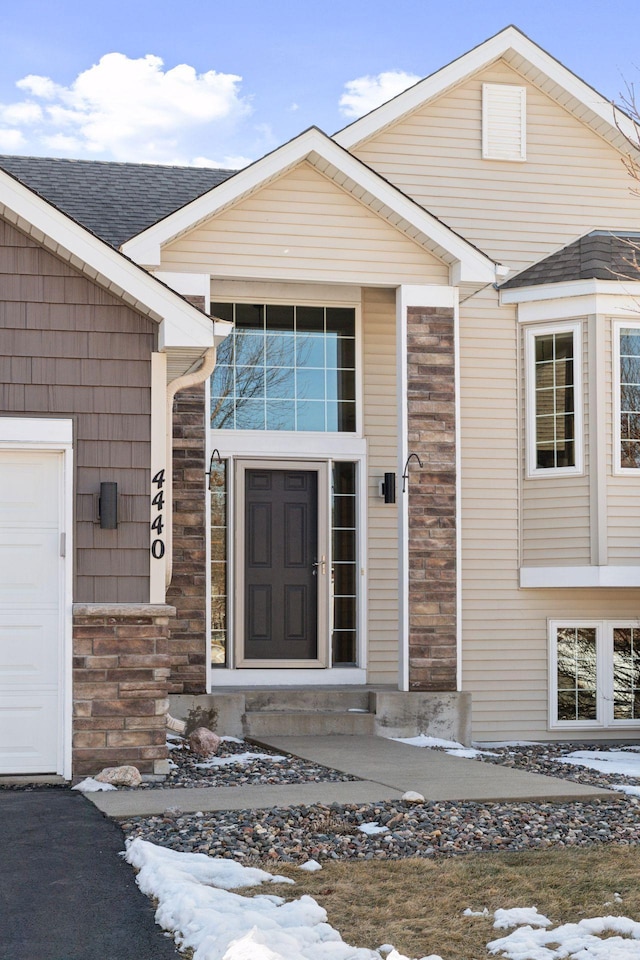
[
  {"left": 245, "top": 710, "right": 375, "bottom": 737},
  {"left": 244, "top": 688, "right": 372, "bottom": 714}
]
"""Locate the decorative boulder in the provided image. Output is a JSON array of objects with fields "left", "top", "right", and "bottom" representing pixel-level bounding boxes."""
[
  {"left": 189, "top": 727, "right": 221, "bottom": 757},
  {"left": 95, "top": 765, "right": 142, "bottom": 787},
  {"left": 401, "top": 790, "right": 425, "bottom": 804}
]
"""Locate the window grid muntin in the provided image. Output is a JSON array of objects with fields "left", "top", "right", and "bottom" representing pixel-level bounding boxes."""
[
  {"left": 210, "top": 460, "right": 228, "bottom": 668},
  {"left": 534, "top": 331, "right": 575, "bottom": 469},
  {"left": 619, "top": 327, "right": 640, "bottom": 468},
  {"left": 331, "top": 461, "right": 358, "bottom": 665},
  {"left": 211, "top": 303, "right": 356, "bottom": 433}
]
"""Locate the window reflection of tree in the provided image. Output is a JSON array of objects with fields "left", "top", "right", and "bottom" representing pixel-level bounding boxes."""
[{"left": 556, "top": 626, "right": 597, "bottom": 721}]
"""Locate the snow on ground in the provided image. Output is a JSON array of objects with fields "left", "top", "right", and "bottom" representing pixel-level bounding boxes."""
[
  {"left": 553, "top": 750, "right": 640, "bottom": 779},
  {"left": 71, "top": 777, "right": 116, "bottom": 792},
  {"left": 194, "top": 752, "right": 288, "bottom": 769},
  {"left": 393, "top": 735, "right": 499, "bottom": 759},
  {"left": 124, "top": 838, "right": 439, "bottom": 960},
  {"left": 125, "top": 839, "right": 640, "bottom": 960},
  {"left": 487, "top": 915, "right": 640, "bottom": 959},
  {"left": 358, "top": 822, "right": 389, "bottom": 835}
]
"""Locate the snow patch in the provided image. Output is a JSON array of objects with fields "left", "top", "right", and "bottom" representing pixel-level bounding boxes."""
[
  {"left": 299, "top": 860, "right": 322, "bottom": 872},
  {"left": 493, "top": 907, "right": 552, "bottom": 929},
  {"left": 393, "top": 735, "right": 464, "bottom": 749},
  {"left": 554, "top": 750, "right": 640, "bottom": 780},
  {"left": 358, "top": 822, "right": 389, "bottom": 836},
  {"left": 488, "top": 914, "right": 640, "bottom": 959},
  {"left": 72, "top": 777, "right": 117, "bottom": 792},
  {"left": 195, "top": 752, "right": 287, "bottom": 769}
]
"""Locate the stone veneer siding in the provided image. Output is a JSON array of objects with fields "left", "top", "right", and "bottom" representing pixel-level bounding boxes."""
[
  {"left": 406, "top": 306, "right": 457, "bottom": 691},
  {"left": 72, "top": 603, "right": 174, "bottom": 776},
  {"left": 166, "top": 382, "right": 208, "bottom": 694}
]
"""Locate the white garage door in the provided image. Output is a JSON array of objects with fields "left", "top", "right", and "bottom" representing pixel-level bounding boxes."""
[{"left": 0, "top": 450, "right": 63, "bottom": 774}]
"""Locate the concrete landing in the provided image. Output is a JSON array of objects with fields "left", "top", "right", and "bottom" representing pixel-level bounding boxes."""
[
  {"left": 88, "top": 735, "right": 615, "bottom": 818},
  {"left": 256, "top": 736, "right": 615, "bottom": 803}
]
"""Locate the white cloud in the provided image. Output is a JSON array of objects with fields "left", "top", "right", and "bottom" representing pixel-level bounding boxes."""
[
  {"left": 0, "top": 128, "right": 26, "bottom": 150},
  {"left": 192, "top": 154, "right": 252, "bottom": 170},
  {"left": 339, "top": 69, "right": 420, "bottom": 118},
  {"left": 2, "top": 53, "right": 253, "bottom": 164}
]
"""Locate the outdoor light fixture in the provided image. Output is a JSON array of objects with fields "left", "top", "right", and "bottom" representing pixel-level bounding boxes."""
[
  {"left": 402, "top": 453, "right": 424, "bottom": 493},
  {"left": 380, "top": 472, "right": 396, "bottom": 504},
  {"left": 99, "top": 482, "right": 118, "bottom": 529}
]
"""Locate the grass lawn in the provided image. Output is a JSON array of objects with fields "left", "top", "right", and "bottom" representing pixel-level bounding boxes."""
[{"left": 264, "top": 845, "right": 640, "bottom": 958}]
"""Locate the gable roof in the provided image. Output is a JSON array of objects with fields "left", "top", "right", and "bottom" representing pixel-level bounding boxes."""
[
  {"left": 334, "top": 25, "right": 639, "bottom": 158},
  {"left": 501, "top": 231, "right": 640, "bottom": 289},
  {"left": 121, "top": 126, "right": 498, "bottom": 286},
  {"left": 0, "top": 163, "right": 231, "bottom": 360},
  {"left": 0, "top": 155, "right": 235, "bottom": 248}
]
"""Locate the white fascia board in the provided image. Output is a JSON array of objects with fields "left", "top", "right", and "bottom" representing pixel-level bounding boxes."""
[
  {"left": 521, "top": 566, "right": 640, "bottom": 588},
  {"left": 0, "top": 170, "right": 215, "bottom": 351},
  {"left": 334, "top": 26, "right": 637, "bottom": 153},
  {"left": 153, "top": 271, "right": 210, "bottom": 297},
  {"left": 0, "top": 417, "right": 73, "bottom": 444},
  {"left": 502, "top": 278, "right": 640, "bottom": 304},
  {"left": 122, "top": 127, "right": 496, "bottom": 285},
  {"left": 501, "top": 279, "right": 640, "bottom": 323}
]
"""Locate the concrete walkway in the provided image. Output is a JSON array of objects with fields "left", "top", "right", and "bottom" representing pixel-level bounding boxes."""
[{"left": 89, "top": 735, "right": 615, "bottom": 818}]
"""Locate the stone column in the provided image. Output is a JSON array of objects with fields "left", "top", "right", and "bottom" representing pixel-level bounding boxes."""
[
  {"left": 72, "top": 603, "right": 174, "bottom": 776},
  {"left": 167, "top": 382, "right": 208, "bottom": 694},
  {"left": 405, "top": 305, "right": 457, "bottom": 692}
]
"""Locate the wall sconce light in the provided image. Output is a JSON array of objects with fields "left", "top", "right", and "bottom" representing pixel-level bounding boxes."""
[
  {"left": 205, "top": 448, "right": 223, "bottom": 490},
  {"left": 402, "top": 453, "right": 424, "bottom": 493},
  {"left": 99, "top": 482, "right": 118, "bottom": 529},
  {"left": 380, "top": 472, "right": 396, "bottom": 504}
]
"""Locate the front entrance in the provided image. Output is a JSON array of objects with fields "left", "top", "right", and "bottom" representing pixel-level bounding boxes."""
[
  {"left": 0, "top": 448, "right": 64, "bottom": 774},
  {"left": 236, "top": 460, "right": 328, "bottom": 667}
]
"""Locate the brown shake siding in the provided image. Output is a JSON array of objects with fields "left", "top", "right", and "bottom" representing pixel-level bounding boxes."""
[{"left": 0, "top": 216, "right": 154, "bottom": 602}]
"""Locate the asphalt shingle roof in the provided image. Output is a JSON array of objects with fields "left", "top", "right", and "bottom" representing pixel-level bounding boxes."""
[
  {"left": 501, "top": 231, "right": 640, "bottom": 288},
  {"left": 0, "top": 155, "right": 236, "bottom": 248}
]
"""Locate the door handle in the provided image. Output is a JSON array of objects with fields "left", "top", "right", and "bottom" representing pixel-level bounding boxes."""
[{"left": 312, "top": 555, "right": 326, "bottom": 575}]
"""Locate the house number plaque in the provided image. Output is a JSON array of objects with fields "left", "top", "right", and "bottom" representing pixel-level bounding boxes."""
[{"left": 150, "top": 469, "right": 166, "bottom": 559}]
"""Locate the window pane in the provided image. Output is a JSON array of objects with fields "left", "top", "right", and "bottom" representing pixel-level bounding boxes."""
[
  {"left": 210, "top": 303, "right": 356, "bottom": 432},
  {"left": 210, "top": 461, "right": 228, "bottom": 668},
  {"left": 331, "top": 462, "right": 358, "bottom": 666},
  {"left": 555, "top": 626, "right": 597, "bottom": 721},
  {"left": 534, "top": 331, "right": 575, "bottom": 469},
  {"left": 620, "top": 330, "right": 640, "bottom": 468},
  {"left": 613, "top": 627, "right": 640, "bottom": 720},
  {"left": 211, "top": 301, "right": 234, "bottom": 323}
]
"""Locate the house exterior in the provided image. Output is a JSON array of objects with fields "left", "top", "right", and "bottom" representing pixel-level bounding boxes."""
[{"left": 3, "top": 25, "right": 640, "bottom": 779}]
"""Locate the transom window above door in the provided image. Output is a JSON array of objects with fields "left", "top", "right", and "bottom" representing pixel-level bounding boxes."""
[{"left": 210, "top": 303, "right": 356, "bottom": 432}]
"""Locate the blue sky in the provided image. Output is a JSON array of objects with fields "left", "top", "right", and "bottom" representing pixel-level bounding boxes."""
[{"left": 2, "top": 0, "right": 639, "bottom": 167}]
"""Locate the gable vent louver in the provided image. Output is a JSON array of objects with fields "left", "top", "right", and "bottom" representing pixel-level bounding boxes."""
[{"left": 482, "top": 83, "right": 526, "bottom": 161}]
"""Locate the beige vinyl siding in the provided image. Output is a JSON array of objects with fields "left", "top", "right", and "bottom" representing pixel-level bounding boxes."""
[
  {"left": 161, "top": 161, "right": 448, "bottom": 286},
  {"left": 521, "top": 318, "right": 591, "bottom": 566},
  {"left": 353, "top": 60, "right": 640, "bottom": 271},
  {"left": 362, "top": 287, "right": 399, "bottom": 683}
]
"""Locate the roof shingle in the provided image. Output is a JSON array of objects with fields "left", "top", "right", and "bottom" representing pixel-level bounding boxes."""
[{"left": 501, "top": 231, "right": 640, "bottom": 288}]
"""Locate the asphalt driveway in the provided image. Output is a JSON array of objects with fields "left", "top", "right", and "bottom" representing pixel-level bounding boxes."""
[{"left": 0, "top": 788, "right": 179, "bottom": 960}]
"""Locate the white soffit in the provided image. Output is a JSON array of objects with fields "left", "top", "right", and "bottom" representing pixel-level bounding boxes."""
[
  {"left": 0, "top": 169, "right": 216, "bottom": 352},
  {"left": 121, "top": 127, "right": 496, "bottom": 285},
  {"left": 334, "top": 25, "right": 639, "bottom": 158}
]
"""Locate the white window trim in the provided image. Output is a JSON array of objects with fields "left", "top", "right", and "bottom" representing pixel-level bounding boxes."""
[
  {"left": 525, "top": 321, "right": 584, "bottom": 479},
  {"left": 613, "top": 319, "right": 640, "bottom": 475},
  {"left": 549, "top": 619, "right": 640, "bottom": 730},
  {"left": 482, "top": 83, "right": 526, "bottom": 162}
]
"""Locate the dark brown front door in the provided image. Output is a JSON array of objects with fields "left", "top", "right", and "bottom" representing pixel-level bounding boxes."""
[{"left": 244, "top": 468, "right": 318, "bottom": 661}]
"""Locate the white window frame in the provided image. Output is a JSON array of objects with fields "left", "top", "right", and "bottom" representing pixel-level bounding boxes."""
[
  {"left": 482, "top": 83, "right": 526, "bottom": 162},
  {"left": 549, "top": 619, "right": 640, "bottom": 729},
  {"left": 613, "top": 319, "right": 640, "bottom": 474},
  {"left": 525, "top": 321, "right": 583, "bottom": 478}
]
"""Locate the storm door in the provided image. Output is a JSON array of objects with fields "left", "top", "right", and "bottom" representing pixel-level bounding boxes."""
[{"left": 236, "top": 461, "right": 328, "bottom": 667}]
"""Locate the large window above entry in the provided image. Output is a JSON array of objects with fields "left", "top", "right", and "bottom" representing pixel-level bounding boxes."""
[
  {"left": 210, "top": 303, "right": 356, "bottom": 432},
  {"left": 525, "top": 322, "right": 582, "bottom": 476}
]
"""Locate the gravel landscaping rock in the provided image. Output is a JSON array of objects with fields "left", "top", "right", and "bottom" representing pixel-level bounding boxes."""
[
  {"left": 121, "top": 795, "right": 640, "bottom": 863},
  {"left": 130, "top": 737, "right": 360, "bottom": 790}
]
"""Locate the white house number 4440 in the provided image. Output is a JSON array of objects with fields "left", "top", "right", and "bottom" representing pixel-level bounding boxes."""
[{"left": 151, "top": 469, "right": 166, "bottom": 559}]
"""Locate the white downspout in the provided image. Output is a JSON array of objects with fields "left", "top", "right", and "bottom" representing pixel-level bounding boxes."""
[{"left": 165, "top": 347, "right": 217, "bottom": 588}]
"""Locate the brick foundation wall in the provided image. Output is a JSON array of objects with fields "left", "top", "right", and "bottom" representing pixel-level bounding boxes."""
[
  {"left": 72, "top": 603, "right": 174, "bottom": 776},
  {"left": 406, "top": 306, "right": 457, "bottom": 692},
  {"left": 167, "top": 382, "right": 208, "bottom": 694}
]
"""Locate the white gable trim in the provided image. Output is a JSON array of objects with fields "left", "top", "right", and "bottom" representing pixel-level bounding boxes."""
[
  {"left": 0, "top": 168, "right": 220, "bottom": 352},
  {"left": 334, "top": 25, "right": 638, "bottom": 156},
  {"left": 122, "top": 128, "right": 496, "bottom": 286}
]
